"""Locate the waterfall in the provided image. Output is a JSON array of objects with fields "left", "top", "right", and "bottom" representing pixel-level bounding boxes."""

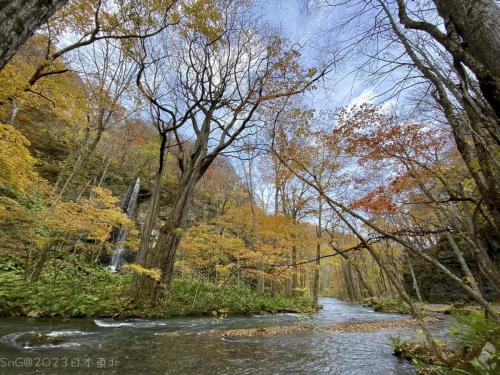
[{"left": 108, "top": 177, "right": 140, "bottom": 272}]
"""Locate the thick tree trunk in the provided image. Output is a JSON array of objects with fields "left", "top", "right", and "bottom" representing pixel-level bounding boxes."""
[
  {"left": 133, "top": 135, "right": 168, "bottom": 268},
  {"left": 131, "top": 167, "right": 200, "bottom": 300},
  {"left": 130, "top": 121, "right": 213, "bottom": 300},
  {"left": 0, "top": 0, "right": 69, "bottom": 70},
  {"left": 434, "top": 0, "right": 500, "bottom": 115},
  {"left": 386, "top": 2, "right": 500, "bottom": 231}
]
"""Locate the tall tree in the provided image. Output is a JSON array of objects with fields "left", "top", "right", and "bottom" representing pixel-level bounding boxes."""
[
  {"left": 131, "top": 1, "right": 327, "bottom": 301},
  {"left": 404, "top": 0, "right": 500, "bottom": 117},
  {"left": 2, "top": 0, "right": 178, "bottom": 124}
]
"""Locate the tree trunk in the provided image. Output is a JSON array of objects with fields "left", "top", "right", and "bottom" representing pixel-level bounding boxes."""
[
  {"left": 291, "top": 244, "right": 298, "bottom": 295},
  {"left": 58, "top": 124, "right": 105, "bottom": 198},
  {"left": 446, "top": 233, "right": 482, "bottom": 294},
  {"left": 331, "top": 206, "right": 445, "bottom": 359},
  {"left": 30, "top": 242, "right": 52, "bottom": 282},
  {"left": 434, "top": 0, "right": 500, "bottom": 115},
  {"left": 8, "top": 97, "right": 18, "bottom": 124},
  {"left": 131, "top": 118, "right": 214, "bottom": 300},
  {"left": 257, "top": 278, "right": 264, "bottom": 293},
  {"left": 300, "top": 268, "right": 306, "bottom": 289},
  {"left": 342, "top": 258, "right": 355, "bottom": 301},
  {"left": 346, "top": 260, "right": 359, "bottom": 300},
  {"left": 133, "top": 134, "right": 168, "bottom": 268},
  {"left": 312, "top": 242, "right": 321, "bottom": 304},
  {"left": 312, "top": 198, "right": 322, "bottom": 307},
  {"left": 274, "top": 184, "right": 280, "bottom": 216},
  {"left": 459, "top": 200, "right": 500, "bottom": 293},
  {"left": 339, "top": 251, "right": 375, "bottom": 298},
  {"left": 385, "top": 2, "right": 500, "bottom": 231},
  {"left": 0, "top": 0, "right": 69, "bottom": 70},
  {"left": 321, "top": 192, "right": 500, "bottom": 320},
  {"left": 405, "top": 253, "right": 423, "bottom": 302},
  {"left": 131, "top": 164, "right": 200, "bottom": 300}
]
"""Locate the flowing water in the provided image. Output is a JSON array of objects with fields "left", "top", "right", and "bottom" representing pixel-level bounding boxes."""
[
  {"left": 108, "top": 177, "right": 141, "bottom": 272},
  {"left": 0, "top": 298, "right": 453, "bottom": 374}
]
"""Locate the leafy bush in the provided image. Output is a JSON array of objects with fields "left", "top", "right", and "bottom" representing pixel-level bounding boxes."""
[
  {"left": 158, "top": 279, "right": 314, "bottom": 317},
  {"left": 389, "top": 311, "right": 500, "bottom": 374},
  {"left": 0, "top": 259, "right": 130, "bottom": 317},
  {"left": 450, "top": 311, "right": 499, "bottom": 352},
  {"left": 0, "top": 260, "right": 314, "bottom": 318},
  {"left": 441, "top": 311, "right": 500, "bottom": 374}
]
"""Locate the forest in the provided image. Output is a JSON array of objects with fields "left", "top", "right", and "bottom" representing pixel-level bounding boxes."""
[{"left": 0, "top": 1, "right": 498, "bottom": 374}]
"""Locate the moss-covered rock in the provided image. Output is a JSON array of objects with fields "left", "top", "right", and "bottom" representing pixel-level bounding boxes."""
[
  {"left": 21, "top": 332, "right": 64, "bottom": 347},
  {"left": 362, "top": 297, "right": 413, "bottom": 314}
]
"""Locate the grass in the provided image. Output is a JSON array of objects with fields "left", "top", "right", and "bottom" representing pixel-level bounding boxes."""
[{"left": 0, "top": 257, "right": 314, "bottom": 318}]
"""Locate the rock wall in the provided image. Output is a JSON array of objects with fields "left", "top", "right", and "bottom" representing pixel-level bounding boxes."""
[{"left": 404, "top": 231, "right": 500, "bottom": 303}]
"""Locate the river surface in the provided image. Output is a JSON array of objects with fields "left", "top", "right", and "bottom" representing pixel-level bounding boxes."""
[{"left": 0, "top": 298, "right": 453, "bottom": 374}]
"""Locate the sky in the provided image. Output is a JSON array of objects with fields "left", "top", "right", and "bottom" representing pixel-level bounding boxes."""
[
  {"left": 255, "top": 0, "right": 414, "bottom": 117},
  {"left": 256, "top": 0, "right": 373, "bottom": 113}
]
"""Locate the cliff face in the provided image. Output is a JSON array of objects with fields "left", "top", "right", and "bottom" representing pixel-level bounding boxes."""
[{"left": 404, "top": 232, "right": 500, "bottom": 303}]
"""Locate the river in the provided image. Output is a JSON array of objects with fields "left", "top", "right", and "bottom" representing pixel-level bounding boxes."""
[{"left": 0, "top": 298, "right": 453, "bottom": 374}]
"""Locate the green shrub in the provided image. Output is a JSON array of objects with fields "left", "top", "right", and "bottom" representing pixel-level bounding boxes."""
[
  {"left": 0, "top": 260, "right": 314, "bottom": 318},
  {"left": 389, "top": 311, "right": 500, "bottom": 374}
]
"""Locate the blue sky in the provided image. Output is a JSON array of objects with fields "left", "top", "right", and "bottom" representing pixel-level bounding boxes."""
[
  {"left": 257, "top": 0, "right": 371, "bottom": 113},
  {"left": 255, "top": 0, "right": 413, "bottom": 118}
]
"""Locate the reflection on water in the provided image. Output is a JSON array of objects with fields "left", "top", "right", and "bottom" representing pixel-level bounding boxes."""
[{"left": 0, "top": 298, "right": 453, "bottom": 374}]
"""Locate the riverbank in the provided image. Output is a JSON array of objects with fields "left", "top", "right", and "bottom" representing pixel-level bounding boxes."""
[
  {"left": 0, "top": 263, "right": 315, "bottom": 318},
  {"left": 361, "top": 296, "right": 500, "bottom": 316}
]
